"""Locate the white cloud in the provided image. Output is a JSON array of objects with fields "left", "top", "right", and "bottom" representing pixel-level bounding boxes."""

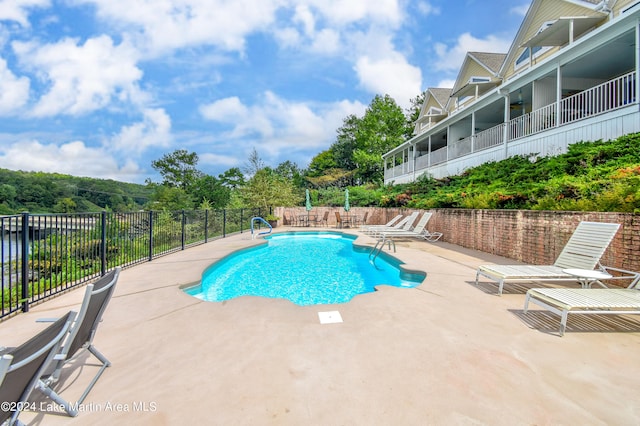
[
  {"left": 302, "top": 0, "right": 402, "bottom": 27},
  {"left": 437, "top": 78, "right": 456, "bottom": 89},
  {"left": 354, "top": 55, "right": 422, "bottom": 109},
  {"left": 199, "top": 153, "right": 240, "bottom": 168},
  {"left": 13, "top": 35, "right": 143, "bottom": 117},
  {"left": 0, "top": 58, "right": 30, "bottom": 114},
  {"left": 109, "top": 108, "right": 172, "bottom": 154},
  {"left": 417, "top": 1, "right": 440, "bottom": 16},
  {"left": 0, "top": 0, "right": 49, "bottom": 27},
  {"left": 200, "top": 91, "right": 366, "bottom": 158},
  {"left": 434, "top": 32, "right": 512, "bottom": 72},
  {"left": 310, "top": 28, "right": 341, "bottom": 54},
  {"left": 74, "top": 0, "right": 281, "bottom": 55},
  {"left": 510, "top": 4, "right": 530, "bottom": 17},
  {"left": 0, "top": 139, "right": 143, "bottom": 181}
]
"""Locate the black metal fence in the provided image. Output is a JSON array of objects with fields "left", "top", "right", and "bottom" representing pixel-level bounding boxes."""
[{"left": 0, "top": 208, "right": 268, "bottom": 320}]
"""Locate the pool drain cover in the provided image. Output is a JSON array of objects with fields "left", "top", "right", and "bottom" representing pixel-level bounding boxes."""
[{"left": 318, "top": 311, "right": 343, "bottom": 324}]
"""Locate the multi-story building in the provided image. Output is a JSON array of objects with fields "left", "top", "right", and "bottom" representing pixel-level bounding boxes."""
[{"left": 383, "top": 0, "right": 640, "bottom": 184}]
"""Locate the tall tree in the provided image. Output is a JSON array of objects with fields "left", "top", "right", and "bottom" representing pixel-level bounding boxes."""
[
  {"left": 352, "top": 94, "right": 410, "bottom": 183},
  {"left": 151, "top": 149, "right": 201, "bottom": 191},
  {"left": 243, "top": 148, "right": 265, "bottom": 177},
  {"left": 218, "top": 167, "right": 245, "bottom": 189},
  {"left": 240, "top": 169, "right": 299, "bottom": 209},
  {"left": 332, "top": 114, "right": 360, "bottom": 170},
  {"left": 190, "top": 175, "right": 231, "bottom": 209},
  {"left": 406, "top": 91, "right": 426, "bottom": 139}
]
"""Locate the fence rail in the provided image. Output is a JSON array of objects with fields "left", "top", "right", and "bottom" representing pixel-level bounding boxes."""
[{"left": 0, "top": 208, "right": 267, "bottom": 320}]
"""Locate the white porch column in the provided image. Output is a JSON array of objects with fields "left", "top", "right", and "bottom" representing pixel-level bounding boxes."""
[
  {"left": 502, "top": 92, "right": 509, "bottom": 158},
  {"left": 636, "top": 18, "right": 640, "bottom": 109},
  {"left": 446, "top": 126, "right": 450, "bottom": 161},
  {"left": 411, "top": 143, "right": 417, "bottom": 181},
  {"left": 471, "top": 112, "right": 476, "bottom": 152},
  {"left": 556, "top": 64, "right": 562, "bottom": 126}
]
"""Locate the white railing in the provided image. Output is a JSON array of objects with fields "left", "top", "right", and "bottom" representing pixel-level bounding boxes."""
[
  {"left": 449, "top": 136, "right": 472, "bottom": 159},
  {"left": 430, "top": 147, "right": 447, "bottom": 165},
  {"left": 393, "top": 71, "right": 638, "bottom": 179},
  {"left": 530, "top": 103, "right": 556, "bottom": 133},
  {"left": 561, "top": 71, "right": 636, "bottom": 124},
  {"left": 475, "top": 123, "right": 505, "bottom": 151},
  {"left": 416, "top": 154, "right": 430, "bottom": 170},
  {"left": 508, "top": 114, "right": 528, "bottom": 140},
  {"left": 509, "top": 102, "right": 558, "bottom": 141}
]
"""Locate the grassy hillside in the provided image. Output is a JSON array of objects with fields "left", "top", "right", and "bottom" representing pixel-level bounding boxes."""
[{"left": 380, "top": 133, "right": 640, "bottom": 212}]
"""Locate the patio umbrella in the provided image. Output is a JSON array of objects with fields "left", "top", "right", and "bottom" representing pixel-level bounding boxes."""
[
  {"left": 305, "top": 189, "right": 312, "bottom": 223},
  {"left": 344, "top": 188, "right": 350, "bottom": 212}
]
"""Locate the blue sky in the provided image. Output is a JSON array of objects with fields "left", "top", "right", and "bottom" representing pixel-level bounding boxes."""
[{"left": 0, "top": 0, "right": 529, "bottom": 183}]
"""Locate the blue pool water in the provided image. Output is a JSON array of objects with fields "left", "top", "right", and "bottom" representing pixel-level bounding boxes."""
[{"left": 185, "top": 232, "right": 424, "bottom": 306}]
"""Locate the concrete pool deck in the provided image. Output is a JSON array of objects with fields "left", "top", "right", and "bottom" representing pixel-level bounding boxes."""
[{"left": 1, "top": 228, "right": 639, "bottom": 425}]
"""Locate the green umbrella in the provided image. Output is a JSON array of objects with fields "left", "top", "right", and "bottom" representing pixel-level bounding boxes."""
[
  {"left": 305, "top": 189, "right": 312, "bottom": 225},
  {"left": 344, "top": 188, "right": 350, "bottom": 212},
  {"left": 305, "top": 189, "right": 312, "bottom": 211}
]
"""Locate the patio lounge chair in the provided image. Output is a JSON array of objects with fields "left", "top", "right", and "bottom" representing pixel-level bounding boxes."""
[
  {"left": 363, "top": 212, "right": 419, "bottom": 237},
  {"left": 377, "top": 212, "right": 443, "bottom": 242},
  {"left": 0, "top": 311, "right": 76, "bottom": 426},
  {"left": 524, "top": 278, "right": 640, "bottom": 336},
  {"left": 475, "top": 221, "right": 620, "bottom": 295},
  {"left": 359, "top": 214, "right": 402, "bottom": 232},
  {"left": 37, "top": 267, "right": 120, "bottom": 416}
]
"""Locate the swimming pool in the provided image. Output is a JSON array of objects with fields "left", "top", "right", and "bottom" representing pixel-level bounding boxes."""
[{"left": 185, "top": 232, "right": 424, "bottom": 306}]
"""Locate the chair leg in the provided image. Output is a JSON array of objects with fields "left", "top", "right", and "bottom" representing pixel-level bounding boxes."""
[
  {"left": 78, "top": 345, "right": 111, "bottom": 404},
  {"left": 37, "top": 381, "right": 79, "bottom": 417}
]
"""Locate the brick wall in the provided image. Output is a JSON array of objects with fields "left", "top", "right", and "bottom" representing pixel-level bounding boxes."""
[
  {"left": 274, "top": 206, "right": 640, "bottom": 272},
  {"left": 428, "top": 209, "right": 639, "bottom": 273}
]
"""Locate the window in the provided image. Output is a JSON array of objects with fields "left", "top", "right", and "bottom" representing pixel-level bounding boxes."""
[
  {"left": 468, "top": 76, "right": 490, "bottom": 84},
  {"left": 427, "top": 106, "right": 442, "bottom": 115},
  {"left": 516, "top": 21, "right": 554, "bottom": 70}
]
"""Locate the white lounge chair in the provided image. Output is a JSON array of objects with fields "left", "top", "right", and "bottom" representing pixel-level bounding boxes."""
[
  {"left": 359, "top": 214, "right": 403, "bottom": 233},
  {"left": 524, "top": 277, "right": 640, "bottom": 336},
  {"left": 378, "top": 212, "right": 443, "bottom": 242},
  {"left": 475, "top": 221, "right": 620, "bottom": 295},
  {"left": 366, "top": 212, "right": 419, "bottom": 238}
]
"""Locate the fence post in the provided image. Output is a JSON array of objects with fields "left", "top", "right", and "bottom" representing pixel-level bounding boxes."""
[
  {"left": 20, "top": 212, "right": 29, "bottom": 312},
  {"left": 148, "top": 210, "right": 154, "bottom": 262},
  {"left": 205, "top": 209, "right": 209, "bottom": 243},
  {"left": 240, "top": 209, "right": 244, "bottom": 233},
  {"left": 101, "top": 211, "right": 107, "bottom": 276},
  {"left": 181, "top": 210, "right": 186, "bottom": 250},
  {"left": 223, "top": 209, "right": 227, "bottom": 238}
]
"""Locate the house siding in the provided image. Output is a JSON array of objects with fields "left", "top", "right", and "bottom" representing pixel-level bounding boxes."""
[{"left": 503, "top": 0, "right": 601, "bottom": 79}]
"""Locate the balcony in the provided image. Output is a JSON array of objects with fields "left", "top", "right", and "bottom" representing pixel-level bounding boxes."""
[{"left": 386, "top": 71, "right": 637, "bottom": 183}]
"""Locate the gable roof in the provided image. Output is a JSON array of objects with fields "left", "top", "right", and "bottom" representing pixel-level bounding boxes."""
[
  {"left": 499, "top": 0, "right": 607, "bottom": 78},
  {"left": 449, "top": 52, "right": 506, "bottom": 100},
  {"left": 468, "top": 52, "right": 507, "bottom": 74},
  {"left": 427, "top": 88, "right": 452, "bottom": 110}
]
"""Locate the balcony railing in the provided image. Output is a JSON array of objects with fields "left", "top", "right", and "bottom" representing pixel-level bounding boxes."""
[
  {"left": 475, "top": 123, "right": 505, "bottom": 151},
  {"left": 449, "top": 136, "right": 472, "bottom": 160},
  {"left": 560, "top": 71, "right": 636, "bottom": 124},
  {"left": 390, "top": 71, "right": 637, "bottom": 180}
]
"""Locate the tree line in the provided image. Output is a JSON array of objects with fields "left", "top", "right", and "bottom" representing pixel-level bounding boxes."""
[{"left": 0, "top": 93, "right": 420, "bottom": 214}]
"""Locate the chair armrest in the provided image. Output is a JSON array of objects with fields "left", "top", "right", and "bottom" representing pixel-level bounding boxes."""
[
  {"left": 36, "top": 318, "right": 59, "bottom": 323},
  {"left": 600, "top": 265, "right": 640, "bottom": 288}
]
